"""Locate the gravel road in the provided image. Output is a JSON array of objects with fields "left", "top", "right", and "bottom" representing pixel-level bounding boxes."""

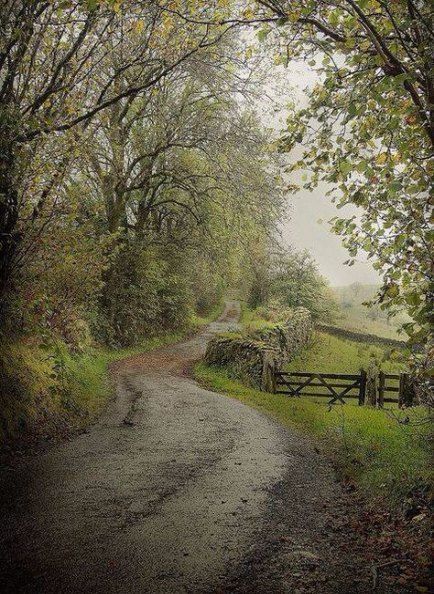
[{"left": 0, "top": 302, "right": 397, "bottom": 593}]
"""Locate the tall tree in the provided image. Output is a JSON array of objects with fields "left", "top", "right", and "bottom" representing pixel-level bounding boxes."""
[
  {"left": 246, "top": 0, "right": 433, "bottom": 344},
  {"left": 0, "top": 0, "right": 233, "bottom": 323},
  {"left": 164, "top": 0, "right": 432, "bottom": 343}
]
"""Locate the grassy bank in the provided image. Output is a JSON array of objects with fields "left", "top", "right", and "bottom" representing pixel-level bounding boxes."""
[
  {"left": 195, "top": 362, "right": 431, "bottom": 507},
  {"left": 63, "top": 331, "right": 191, "bottom": 417},
  {"left": 1, "top": 303, "right": 223, "bottom": 446},
  {"left": 0, "top": 331, "right": 185, "bottom": 444},
  {"left": 286, "top": 331, "right": 407, "bottom": 375}
]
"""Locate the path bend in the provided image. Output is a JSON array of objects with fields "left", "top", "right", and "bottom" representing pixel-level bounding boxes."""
[{"left": 0, "top": 301, "right": 387, "bottom": 593}]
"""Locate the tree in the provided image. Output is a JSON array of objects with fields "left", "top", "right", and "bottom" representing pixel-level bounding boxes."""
[
  {"left": 244, "top": 0, "right": 433, "bottom": 345},
  {"left": 0, "top": 0, "right": 235, "bottom": 325},
  {"left": 270, "top": 249, "right": 338, "bottom": 320}
]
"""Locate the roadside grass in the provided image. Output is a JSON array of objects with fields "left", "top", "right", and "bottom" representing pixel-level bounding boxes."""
[
  {"left": 1, "top": 302, "right": 223, "bottom": 444},
  {"left": 239, "top": 301, "right": 273, "bottom": 332},
  {"left": 195, "top": 361, "right": 432, "bottom": 508},
  {"left": 63, "top": 330, "right": 190, "bottom": 419},
  {"left": 0, "top": 331, "right": 189, "bottom": 443}
]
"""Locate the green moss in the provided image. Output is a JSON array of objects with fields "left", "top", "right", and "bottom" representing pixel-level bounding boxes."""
[
  {"left": 195, "top": 362, "right": 432, "bottom": 508},
  {"left": 0, "top": 341, "right": 56, "bottom": 441}
]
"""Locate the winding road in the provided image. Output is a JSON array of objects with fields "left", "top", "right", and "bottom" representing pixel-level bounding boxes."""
[{"left": 0, "top": 302, "right": 390, "bottom": 593}]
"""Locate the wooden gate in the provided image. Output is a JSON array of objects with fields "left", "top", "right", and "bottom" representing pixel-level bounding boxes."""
[
  {"left": 273, "top": 370, "right": 418, "bottom": 406},
  {"left": 377, "top": 372, "right": 400, "bottom": 406},
  {"left": 274, "top": 371, "right": 367, "bottom": 405}
]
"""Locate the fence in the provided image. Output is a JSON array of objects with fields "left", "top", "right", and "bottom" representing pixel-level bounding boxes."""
[{"left": 273, "top": 369, "right": 416, "bottom": 407}]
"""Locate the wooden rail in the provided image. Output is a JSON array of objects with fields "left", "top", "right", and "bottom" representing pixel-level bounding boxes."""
[
  {"left": 274, "top": 371, "right": 366, "bottom": 405},
  {"left": 378, "top": 372, "right": 400, "bottom": 406}
]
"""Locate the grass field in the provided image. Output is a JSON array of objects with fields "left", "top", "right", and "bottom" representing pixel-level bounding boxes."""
[
  {"left": 286, "top": 331, "right": 407, "bottom": 375},
  {"left": 331, "top": 284, "right": 411, "bottom": 340},
  {"left": 333, "top": 305, "right": 409, "bottom": 340},
  {"left": 283, "top": 331, "right": 407, "bottom": 401}
]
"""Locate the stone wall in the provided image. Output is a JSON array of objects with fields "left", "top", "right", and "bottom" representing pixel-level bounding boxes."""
[
  {"left": 316, "top": 323, "right": 408, "bottom": 349},
  {"left": 204, "top": 307, "right": 313, "bottom": 391}
]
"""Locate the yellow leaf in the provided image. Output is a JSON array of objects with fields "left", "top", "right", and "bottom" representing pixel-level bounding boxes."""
[
  {"left": 132, "top": 20, "right": 144, "bottom": 35},
  {"left": 376, "top": 152, "right": 388, "bottom": 165},
  {"left": 287, "top": 10, "right": 301, "bottom": 23}
]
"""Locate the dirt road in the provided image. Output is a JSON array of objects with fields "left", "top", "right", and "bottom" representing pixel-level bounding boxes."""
[{"left": 0, "top": 302, "right": 393, "bottom": 593}]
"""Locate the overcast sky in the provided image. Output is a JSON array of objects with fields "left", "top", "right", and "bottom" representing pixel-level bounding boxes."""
[{"left": 260, "top": 60, "right": 380, "bottom": 287}]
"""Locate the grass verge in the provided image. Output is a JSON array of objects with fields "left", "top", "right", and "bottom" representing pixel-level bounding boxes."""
[
  {"left": 63, "top": 331, "right": 190, "bottom": 421},
  {"left": 1, "top": 302, "right": 224, "bottom": 446},
  {"left": 194, "top": 362, "right": 432, "bottom": 509}
]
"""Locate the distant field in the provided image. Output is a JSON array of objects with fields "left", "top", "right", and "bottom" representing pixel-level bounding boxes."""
[
  {"left": 332, "top": 304, "right": 409, "bottom": 340},
  {"left": 285, "top": 331, "right": 407, "bottom": 376},
  {"left": 331, "top": 284, "right": 411, "bottom": 340}
]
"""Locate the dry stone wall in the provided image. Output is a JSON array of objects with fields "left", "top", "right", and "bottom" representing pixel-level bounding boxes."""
[{"left": 204, "top": 307, "right": 313, "bottom": 391}]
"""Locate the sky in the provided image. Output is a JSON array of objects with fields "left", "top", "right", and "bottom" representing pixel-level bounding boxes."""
[{"left": 260, "top": 60, "right": 380, "bottom": 287}]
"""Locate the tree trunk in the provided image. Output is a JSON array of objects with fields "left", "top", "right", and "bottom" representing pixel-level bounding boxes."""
[{"left": 0, "top": 111, "right": 21, "bottom": 326}]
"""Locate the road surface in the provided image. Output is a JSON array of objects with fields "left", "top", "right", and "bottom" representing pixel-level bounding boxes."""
[{"left": 0, "top": 301, "right": 392, "bottom": 593}]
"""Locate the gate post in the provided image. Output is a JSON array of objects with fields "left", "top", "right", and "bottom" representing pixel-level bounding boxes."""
[
  {"left": 366, "top": 361, "right": 379, "bottom": 406},
  {"left": 399, "top": 373, "right": 415, "bottom": 408},
  {"left": 378, "top": 371, "right": 385, "bottom": 408},
  {"left": 262, "top": 354, "right": 276, "bottom": 393},
  {"left": 359, "top": 369, "right": 367, "bottom": 406},
  {"left": 270, "top": 363, "right": 276, "bottom": 394}
]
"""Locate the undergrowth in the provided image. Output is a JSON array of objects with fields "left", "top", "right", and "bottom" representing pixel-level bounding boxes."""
[{"left": 0, "top": 303, "right": 222, "bottom": 445}]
